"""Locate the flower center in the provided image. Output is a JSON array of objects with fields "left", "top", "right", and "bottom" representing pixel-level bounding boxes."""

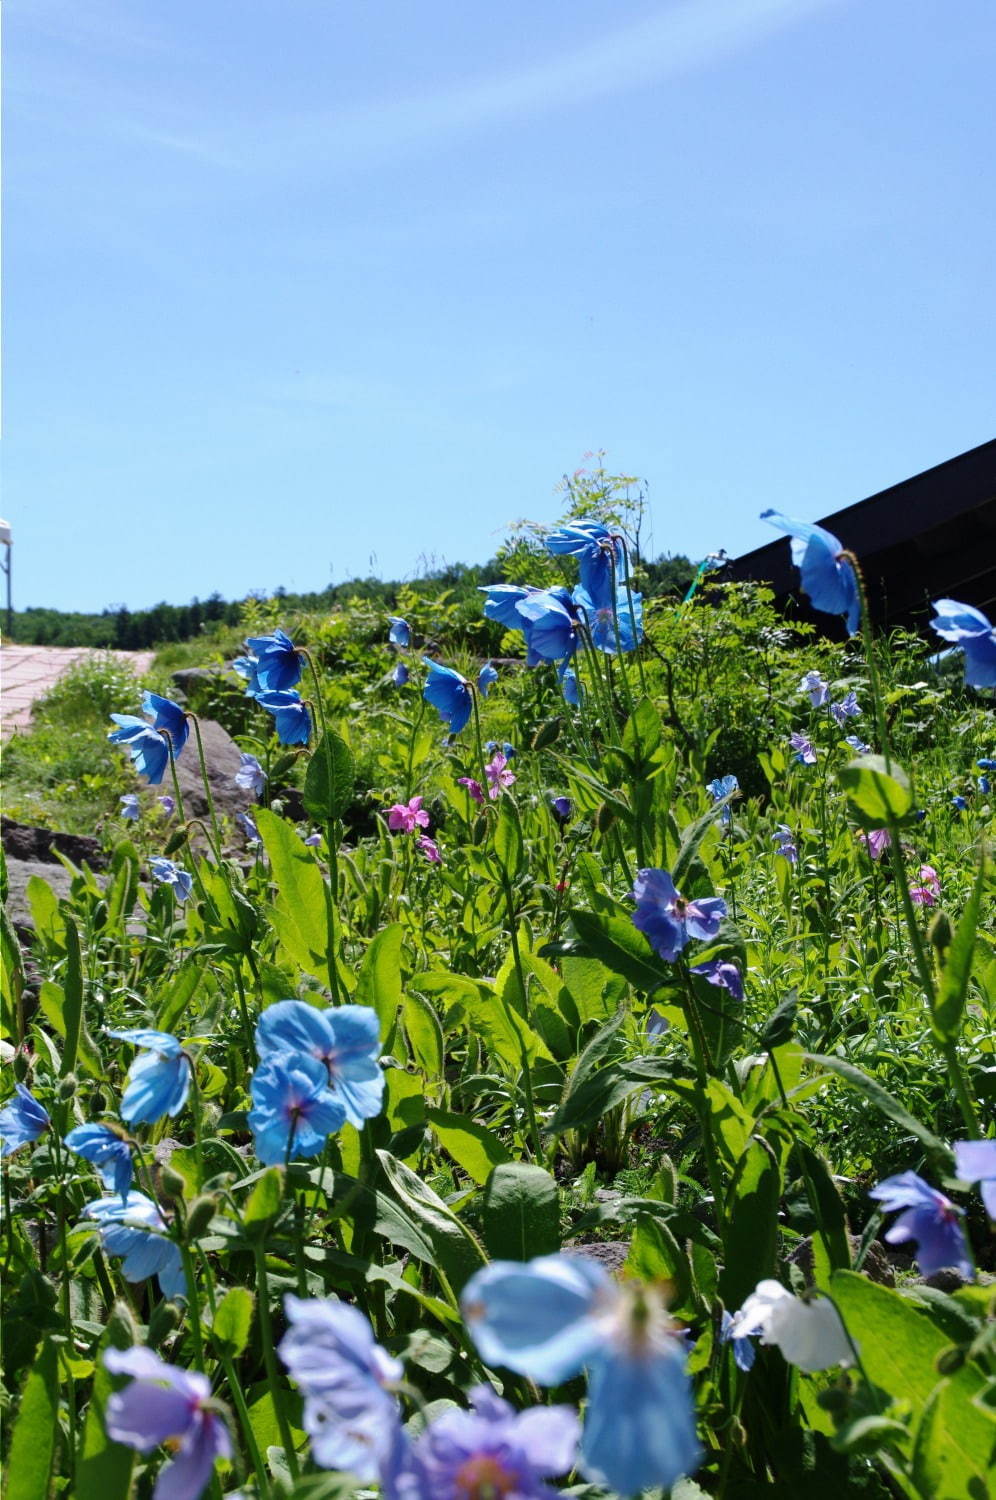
[{"left": 454, "top": 1455, "right": 517, "bottom": 1499}]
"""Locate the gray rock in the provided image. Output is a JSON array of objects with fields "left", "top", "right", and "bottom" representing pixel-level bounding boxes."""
[
  {"left": 168, "top": 718, "right": 252, "bottom": 825},
  {"left": 1, "top": 817, "right": 105, "bottom": 870},
  {"left": 3, "top": 857, "right": 84, "bottom": 933}
]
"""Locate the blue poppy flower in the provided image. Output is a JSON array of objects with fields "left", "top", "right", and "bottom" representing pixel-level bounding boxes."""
[
  {"left": 954, "top": 1140, "right": 996, "bottom": 1220},
  {"left": 234, "top": 751, "right": 267, "bottom": 797},
  {"left": 485, "top": 741, "right": 516, "bottom": 760},
  {"left": 761, "top": 510, "right": 861, "bottom": 634},
  {"left": 629, "top": 868, "right": 727, "bottom": 962},
  {"left": 65, "top": 1124, "right": 134, "bottom": 1200},
  {"left": 545, "top": 520, "right": 624, "bottom": 612},
  {"left": 103, "top": 1347, "right": 231, "bottom": 1499},
  {"left": 392, "top": 661, "right": 410, "bottom": 686},
  {"left": 951, "top": 795, "right": 968, "bottom": 812},
  {"left": 830, "top": 690, "right": 860, "bottom": 727},
  {"left": 83, "top": 1192, "right": 186, "bottom": 1299},
  {"left": 771, "top": 824, "right": 798, "bottom": 863},
  {"left": 255, "top": 1001, "right": 385, "bottom": 1128},
  {"left": 477, "top": 662, "right": 498, "bottom": 697},
  {"left": 980, "top": 775, "right": 991, "bottom": 795},
  {"left": 423, "top": 659, "right": 472, "bottom": 735},
  {"left": 559, "top": 663, "right": 580, "bottom": 706},
  {"left": 978, "top": 758, "right": 996, "bottom": 770},
  {"left": 108, "top": 1028, "right": 191, "bottom": 1125},
  {"left": 257, "top": 691, "right": 311, "bottom": 745},
  {"left": 232, "top": 654, "right": 264, "bottom": 696},
  {"left": 248, "top": 1052, "right": 346, "bottom": 1165},
  {"left": 868, "top": 1171, "right": 973, "bottom": 1278},
  {"left": 413, "top": 1384, "right": 580, "bottom": 1500},
  {"left": 707, "top": 774, "right": 739, "bottom": 826},
  {"left": 690, "top": 959, "right": 744, "bottom": 1001},
  {"left": 550, "top": 795, "right": 573, "bottom": 825},
  {"left": 790, "top": 731, "right": 817, "bottom": 764},
  {"left": 0, "top": 1084, "right": 50, "bottom": 1156},
  {"left": 461, "top": 1254, "right": 700, "bottom": 1496},
  {"left": 148, "top": 857, "right": 193, "bottom": 903},
  {"left": 573, "top": 585, "right": 643, "bottom": 654},
  {"left": 720, "top": 1308, "right": 757, "bottom": 1371},
  {"left": 388, "top": 616, "right": 411, "bottom": 647},
  {"left": 514, "top": 590, "right": 579, "bottom": 662},
  {"left": 845, "top": 733, "right": 871, "bottom": 754},
  {"left": 931, "top": 600, "right": 996, "bottom": 689},
  {"left": 108, "top": 717, "right": 170, "bottom": 785},
  {"left": 119, "top": 794, "right": 140, "bottom": 821},
  {"left": 141, "top": 692, "right": 189, "bottom": 756},
  {"left": 236, "top": 811, "right": 260, "bottom": 845},
  {"left": 245, "top": 628, "right": 302, "bottom": 692},
  {"left": 480, "top": 583, "right": 543, "bottom": 632},
  {"left": 800, "top": 670, "right": 829, "bottom": 707}
]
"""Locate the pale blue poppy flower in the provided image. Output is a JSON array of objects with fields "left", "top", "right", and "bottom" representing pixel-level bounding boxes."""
[
  {"left": 84, "top": 1192, "right": 186, "bottom": 1299},
  {"left": 479, "top": 583, "right": 542, "bottom": 631},
  {"left": 869, "top": 1171, "right": 973, "bottom": 1279},
  {"left": 790, "top": 731, "right": 817, "bottom": 765},
  {"left": 477, "top": 662, "right": 498, "bottom": 696},
  {"left": 931, "top": 600, "right": 996, "bottom": 689},
  {"left": 248, "top": 1053, "right": 346, "bottom": 1165},
  {"left": 65, "top": 1123, "right": 133, "bottom": 1200},
  {"left": 392, "top": 661, "right": 410, "bottom": 686},
  {"left": 232, "top": 654, "right": 264, "bottom": 696},
  {"left": 108, "top": 1028, "right": 191, "bottom": 1125},
  {"left": 799, "top": 670, "right": 829, "bottom": 707},
  {"left": 245, "top": 628, "right": 302, "bottom": 692},
  {"left": 234, "top": 752, "right": 266, "bottom": 797},
  {"left": 422, "top": 659, "right": 472, "bottom": 735},
  {"left": 707, "top": 774, "right": 739, "bottom": 826},
  {"left": 255, "top": 1001, "right": 384, "bottom": 1128},
  {"left": 256, "top": 690, "right": 311, "bottom": 745},
  {"left": 0, "top": 1084, "right": 50, "bottom": 1156},
  {"left": 119, "top": 794, "right": 141, "bottom": 821},
  {"left": 573, "top": 584, "right": 643, "bottom": 654},
  {"left": 103, "top": 1346, "right": 232, "bottom": 1500},
  {"left": 829, "top": 690, "right": 860, "bottom": 726},
  {"left": 514, "top": 590, "right": 580, "bottom": 662},
  {"left": 388, "top": 616, "right": 411, "bottom": 647},
  {"left": 141, "top": 692, "right": 189, "bottom": 756},
  {"left": 761, "top": 510, "right": 860, "bottom": 634},
  {"left": 559, "top": 663, "right": 580, "bottom": 706},
  {"left": 149, "top": 857, "right": 193, "bottom": 902},
  {"left": 771, "top": 825, "right": 798, "bottom": 863},
  {"left": 413, "top": 1384, "right": 579, "bottom": 1500},
  {"left": 954, "top": 1140, "right": 996, "bottom": 1219},
  {"left": 108, "top": 717, "right": 170, "bottom": 785},
  {"left": 628, "top": 868, "right": 727, "bottom": 962},
  {"left": 545, "top": 520, "right": 624, "bottom": 612},
  {"left": 690, "top": 959, "right": 744, "bottom": 1001},
  {"left": 720, "top": 1308, "right": 756, "bottom": 1371}
]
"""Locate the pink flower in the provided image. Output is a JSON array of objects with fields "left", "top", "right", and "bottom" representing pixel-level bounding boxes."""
[
  {"left": 910, "top": 865, "right": 941, "bottom": 906},
  {"left": 458, "top": 777, "right": 485, "bottom": 805},
  {"left": 417, "top": 835, "right": 442, "bottom": 864},
  {"left": 857, "top": 828, "right": 892, "bottom": 861},
  {"left": 485, "top": 752, "right": 516, "bottom": 801},
  {"left": 386, "top": 796, "right": 431, "bottom": 834}
]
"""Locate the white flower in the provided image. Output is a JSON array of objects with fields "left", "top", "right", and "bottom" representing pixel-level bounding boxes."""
[{"left": 729, "top": 1280, "right": 853, "bottom": 1372}]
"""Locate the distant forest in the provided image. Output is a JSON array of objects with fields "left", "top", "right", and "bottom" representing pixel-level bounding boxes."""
[{"left": 8, "top": 553, "right": 697, "bottom": 650}]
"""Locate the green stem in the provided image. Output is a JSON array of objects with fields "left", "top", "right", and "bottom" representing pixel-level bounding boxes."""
[
  {"left": 198, "top": 1253, "right": 271, "bottom": 1498},
  {"left": 252, "top": 1242, "right": 300, "bottom": 1479},
  {"left": 188, "top": 714, "right": 224, "bottom": 859}
]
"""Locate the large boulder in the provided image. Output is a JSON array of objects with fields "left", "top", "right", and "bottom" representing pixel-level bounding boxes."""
[
  {"left": 169, "top": 718, "right": 251, "bottom": 824},
  {"left": 1, "top": 818, "right": 106, "bottom": 870}
]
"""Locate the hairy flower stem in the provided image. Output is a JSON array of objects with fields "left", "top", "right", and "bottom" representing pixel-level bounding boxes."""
[
  {"left": 497, "top": 873, "right": 544, "bottom": 1161},
  {"left": 678, "top": 963, "right": 726, "bottom": 1217},
  {"left": 299, "top": 649, "right": 344, "bottom": 1006},
  {"left": 252, "top": 1241, "right": 301, "bottom": 1479},
  {"left": 188, "top": 714, "right": 224, "bottom": 860}
]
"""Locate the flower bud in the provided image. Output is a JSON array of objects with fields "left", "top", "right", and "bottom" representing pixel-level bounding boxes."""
[
  {"left": 146, "top": 1297, "right": 182, "bottom": 1350},
  {"left": 927, "top": 910, "right": 952, "bottom": 958},
  {"left": 159, "top": 1165, "right": 187, "bottom": 1201},
  {"left": 595, "top": 801, "right": 616, "bottom": 834},
  {"left": 58, "top": 1074, "right": 78, "bottom": 1100},
  {"left": 185, "top": 1194, "right": 218, "bottom": 1240}
]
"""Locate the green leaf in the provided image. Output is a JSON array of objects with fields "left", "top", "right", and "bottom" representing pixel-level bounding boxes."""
[
  {"left": 255, "top": 806, "right": 330, "bottom": 977},
  {"left": 38, "top": 980, "right": 102, "bottom": 1078},
  {"left": 26, "top": 874, "right": 66, "bottom": 951},
  {"left": 493, "top": 801, "right": 524, "bottom": 880},
  {"left": 76, "top": 1303, "right": 138, "bottom": 1500},
  {"left": 796, "top": 1143, "right": 851, "bottom": 1281},
  {"left": 156, "top": 960, "right": 205, "bottom": 1035},
  {"left": 404, "top": 992, "right": 444, "bottom": 1078},
  {"left": 705, "top": 1079, "right": 754, "bottom": 1166},
  {"left": 838, "top": 754, "right": 913, "bottom": 829},
  {"left": 376, "top": 1149, "right": 486, "bottom": 1294},
  {"left": 912, "top": 1368, "right": 996, "bottom": 1498},
  {"left": 932, "top": 853, "right": 987, "bottom": 1042},
  {"left": 621, "top": 697, "right": 663, "bottom": 768},
  {"left": 806, "top": 1053, "right": 950, "bottom": 1163},
  {"left": 304, "top": 731, "right": 355, "bottom": 823},
  {"left": 5, "top": 1337, "right": 59, "bottom": 1500},
  {"left": 212, "top": 1286, "right": 255, "bottom": 1358},
  {"left": 569, "top": 907, "right": 668, "bottom": 992},
  {"left": 547, "top": 1054, "right": 693, "bottom": 1137},
  {"left": 426, "top": 1109, "right": 511, "bottom": 1186},
  {"left": 672, "top": 800, "right": 732, "bottom": 886},
  {"left": 625, "top": 1214, "right": 693, "bottom": 1315},
  {"left": 830, "top": 1271, "right": 948, "bottom": 1412},
  {"left": 482, "top": 1162, "right": 560, "bottom": 1260},
  {"left": 354, "top": 924, "right": 405, "bottom": 1045},
  {"left": 243, "top": 1167, "right": 284, "bottom": 1230},
  {"left": 719, "top": 1137, "right": 781, "bottom": 1309}
]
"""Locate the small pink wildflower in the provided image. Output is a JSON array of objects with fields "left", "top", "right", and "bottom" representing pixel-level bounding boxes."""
[
  {"left": 910, "top": 865, "right": 941, "bottom": 906},
  {"left": 485, "top": 752, "right": 516, "bottom": 801},
  {"left": 417, "top": 835, "right": 442, "bottom": 864},
  {"left": 458, "top": 777, "right": 485, "bottom": 805},
  {"left": 857, "top": 828, "right": 892, "bottom": 861},
  {"left": 386, "top": 796, "right": 431, "bottom": 834}
]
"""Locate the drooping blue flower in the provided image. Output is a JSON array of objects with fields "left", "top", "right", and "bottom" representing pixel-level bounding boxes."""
[
  {"left": 108, "top": 717, "right": 170, "bottom": 785},
  {"left": 65, "top": 1123, "right": 133, "bottom": 1200},
  {"left": 690, "top": 959, "right": 744, "bottom": 1001},
  {"left": 761, "top": 510, "right": 861, "bottom": 634},
  {"left": 392, "top": 661, "right": 410, "bottom": 687},
  {"left": 248, "top": 1052, "right": 347, "bottom": 1165},
  {"left": 477, "top": 661, "right": 499, "bottom": 697},
  {"left": 829, "top": 690, "right": 860, "bottom": 727},
  {"left": 461, "top": 1254, "right": 700, "bottom": 1496},
  {"left": 954, "top": 1140, "right": 996, "bottom": 1220},
  {"left": 868, "top": 1171, "right": 973, "bottom": 1279},
  {"left": 485, "top": 741, "right": 516, "bottom": 760},
  {"left": 720, "top": 1308, "right": 757, "bottom": 1371},
  {"left": 232, "top": 654, "right": 264, "bottom": 696},
  {"left": 629, "top": 868, "right": 727, "bottom": 963},
  {"left": 514, "top": 589, "right": 580, "bottom": 663},
  {"left": 103, "top": 1346, "right": 232, "bottom": 1500},
  {"left": 800, "top": 670, "right": 829, "bottom": 707},
  {"left": 236, "top": 811, "right": 260, "bottom": 845},
  {"left": 545, "top": 520, "right": 624, "bottom": 612},
  {"left": 234, "top": 751, "right": 267, "bottom": 798},
  {"left": 980, "top": 775, "right": 991, "bottom": 795},
  {"left": 951, "top": 795, "right": 968, "bottom": 812},
  {"left": 303, "top": 830, "right": 323, "bottom": 846},
  {"left": 257, "top": 690, "right": 311, "bottom": 745},
  {"left": 245, "top": 628, "right": 302, "bottom": 692},
  {"left": 550, "top": 795, "right": 573, "bottom": 826},
  {"left": 255, "top": 1001, "right": 385, "bottom": 1128},
  {"left": 157, "top": 795, "right": 176, "bottom": 816},
  {"left": 480, "top": 583, "right": 543, "bottom": 632},
  {"left": 845, "top": 733, "right": 871, "bottom": 754},
  {"left": 771, "top": 824, "right": 798, "bottom": 863},
  {"left": 0, "top": 1084, "right": 50, "bottom": 1156},
  {"left": 423, "top": 659, "right": 472, "bottom": 735},
  {"left": 707, "top": 774, "right": 739, "bottom": 826},
  {"left": 84, "top": 1192, "right": 186, "bottom": 1298},
  {"left": 559, "top": 663, "right": 580, "bottom": 706},
  {"left": 728, "top": 1280, "right": 852, "bottom": 1371},
  {"left": 108, "top": 1028, "right": 191, "bottom": 1125},
  {"left": 573, "top": 585, "right": 643, "bottom": 655},
  {"left": 149, "top": 857, "right": 194, "bottom": 903},
  {"left": 279, "top": 1295, "right": 404, "bottom": 1481},
  {"left": 930, "top": 600, "right": 996, "bottom": 689},
  {"left": 412, "top": 1384, "right": 580, "bottom": 1500},
  {"left": 142, "top": 692, "right": 190, "bottom": 756},
  {"left": 387, "top": 616, "right": 411, "bottom": 647},
  {"left": 790, "top": 731, "right": 817, "bottom": 765},
  {"left": 119, "top": 794, "right": 141, "bottom": 821},
  {"left": 978, "top": 758, "right": 996, "bottom": 770}
]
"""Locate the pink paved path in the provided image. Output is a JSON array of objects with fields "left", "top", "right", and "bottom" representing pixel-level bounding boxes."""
[{"left": 1, "top": 644, "right": 156, "bottom": 738}]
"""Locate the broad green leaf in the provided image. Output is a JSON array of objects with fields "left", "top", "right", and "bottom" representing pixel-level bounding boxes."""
[
  {"left": 354, "top": 923, "right": 405, "bottom": 1044},
  {"left": 304, "top": 731, "right": 355, "bottom": 823},
  {"left": 457, "top": 980, "right": 553, "bottom": 1074},
  {"left": 672, "top": 799, "right": 734, "bottom": 886},
  {"left": 704, "top": 1079, "right": 754, "bottom": 1166},
  {"left": 5, "top": 1337, "right": 59, "bottom": 1500},
  {"left": 243, "top": 1167, "right": 283, "bottom": 1230},
  {"left": 830, "top": 1271, "right": 948, "bottom": 1412},
  {"left": 806, "top": 1054, "right": 949, "bottom": 1163},
  {"left": 932, "top": 853, "right": 986, "bottom": 1042},
  {"left": 622, "top": 698, "right": 663, "bottom": 768},
  {"left": 104, "top": 842, "right": 139, "bottom": 940},
  {"left": 426, "top": 1109, "right": 511, "bottom": 1186},
  {"left": 569, "top": 908, "right": 668, "bottom": 992},
  {"left": 404, "top": 992, "right": 444, "bottom": 1079},
  {"left": 482, "top": 1162, "right": 560, "bottom": 1260},
  {"left": 625, "top": 1213, "right": 693, "bottom": 1315},
  {"left": 76, "top": 1303, "right": 137, "bottom": 1500},
  {"left": 547, "top": 1054, "right": 693, "bottom": 1137},
  {"left": 376, "top": 1149, "right": 486, "bottom": 1294},
  {"left": 719, "top": 1137, "right": 781, "bottom": 1309},
  {"left": 912, "top": 1368, "right": 996, "bottom": 1498},
  {"left": 796, "top": 1143, "right": 851, "bottom": 1282},
  {"left": 560, "top": 956, "right": 626, "bottom": 1025},
  {"left": 212, "top": 1286, "right": 255, "bottom": 1358},
  {"left": 838, "top": 754, "right": 913, "bottom": 829},
  {"left": 493, "top": 801, "right": 524, "bottom": 879},
  {"left": 38, "top": 980, "right": 102, "bottom": 1078},
  {"left": 26, "top": 874, "right": 65, "bottom": 951},
  {"left": 255, "top": 807, "right": 330, "bottom": 977},
  {"left": 156, "top": 961, "right": 205, "bottom": 1034}
]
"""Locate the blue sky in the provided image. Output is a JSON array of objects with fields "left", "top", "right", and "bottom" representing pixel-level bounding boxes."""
[{"left": 5, "top": 0, "right": 994, "bottom": 612}]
